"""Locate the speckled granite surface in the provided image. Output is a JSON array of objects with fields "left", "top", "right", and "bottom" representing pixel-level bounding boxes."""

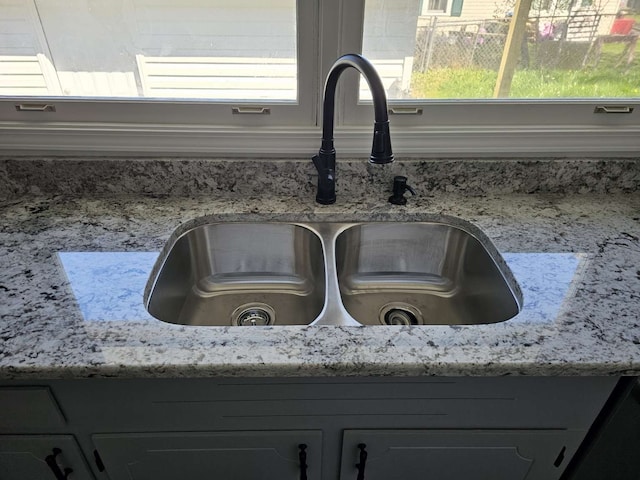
[
  {"left": 1, "top": 157, "right": 639, "bottom": 200},
  {"left": 0, "top": 157, "right": 639, "bottom": 379}
]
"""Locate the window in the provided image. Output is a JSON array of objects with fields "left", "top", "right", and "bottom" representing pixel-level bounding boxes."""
[
  {"left": 2, "top": 0, "right": 298, "bottom": 101},
  {"left": 0, "top": 0, "right": 638, "bottom": 156},
  {"left": 354, "top": 0, "right": 639, "bottom": 154},
  {"left": 0, "top": 0, "right": 317, "bottom": 129},
  {"left": 423, "top": 0, "right": 449, "bottom": 14},
  {"left": 362, "top": 0, "right": 640, "bottom": 101}
]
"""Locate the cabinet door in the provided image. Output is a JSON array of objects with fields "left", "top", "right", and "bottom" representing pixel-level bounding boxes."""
[
  {"left": 0, "top": 387, "right": 66, "bottom": 431},
  {"left": 94, "top": 430, "right": 322, "bottom": 480},
  {"left": 0, "top": 435, "right": 94, "bottom": 480},
  {"left": 340, "top": 429, "right": 585, "bottom": 480}
]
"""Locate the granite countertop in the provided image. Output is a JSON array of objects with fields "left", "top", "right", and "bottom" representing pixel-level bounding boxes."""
[{"left": 1, "top": 158, "right": 639, "bottom": 379}]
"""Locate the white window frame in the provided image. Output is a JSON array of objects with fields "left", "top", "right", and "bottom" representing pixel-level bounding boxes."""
[{"left": 0, "top": 0, "right": 639, "bottom": 157}]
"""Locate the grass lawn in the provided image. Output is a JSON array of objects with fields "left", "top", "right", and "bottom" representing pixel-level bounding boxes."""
[{"left": 411, "top": 43, "right": 640, "bottom": 98}]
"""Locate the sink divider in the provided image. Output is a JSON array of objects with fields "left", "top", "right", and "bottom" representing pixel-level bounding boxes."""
[{"left": 306, "top": 222, "right": 362, "bottom": 327}]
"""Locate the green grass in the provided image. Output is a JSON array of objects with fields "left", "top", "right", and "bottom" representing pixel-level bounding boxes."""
[{"left": 411, "top": 43, "right": 640, "bottom": 99}]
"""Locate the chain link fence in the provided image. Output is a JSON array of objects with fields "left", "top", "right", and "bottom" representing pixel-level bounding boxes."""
[
  {"left": 414, "top": 12, "right": 618, "bottom": 72},
  {"left": 415, "top": 17, "right": 508, "bottom": 71}
]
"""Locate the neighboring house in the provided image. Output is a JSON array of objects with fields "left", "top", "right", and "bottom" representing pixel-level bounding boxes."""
[
  {"left": 421, "top": 0, "right": 621, "bottom": 21},
  {"left": 1, "top": 0, "right": 137, "bottom": 96},
  {"left": 419, "top": 0, "right": 622, "bottom": 36},
  {"left": 1, "top": 0, "right": 296, "bottom": 98}
]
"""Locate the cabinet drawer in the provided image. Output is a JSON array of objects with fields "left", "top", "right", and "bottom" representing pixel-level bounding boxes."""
[
  {"left": 54, "top": 377, "right": 617, "bottom": 431},
  {"left": 340, "top": 429, "right": 586, "bottom": 480},
  {"left": 0, "top": 387, "right": 65, "bottom": 431},
  {"left": 93, "top": 430, "right": 322, "bottom": 480}
]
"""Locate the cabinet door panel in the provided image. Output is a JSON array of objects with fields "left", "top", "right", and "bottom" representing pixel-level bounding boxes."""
[
  {"left": 0, "top": 387, "right": 65, "bottom": 431},
  {"left": 94, "top": 430, "right": 322, "bottom": 480},
  {"left": 340, "top": 429, "right": 585, "bottom": 480},
  {"left": 0, "top": 435, "right": 94, "bottom": 480}
]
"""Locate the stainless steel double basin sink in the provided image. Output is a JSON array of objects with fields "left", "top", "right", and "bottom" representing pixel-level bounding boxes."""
[{"left": 145, "top": 220, "right": 522, "bottom": 327}]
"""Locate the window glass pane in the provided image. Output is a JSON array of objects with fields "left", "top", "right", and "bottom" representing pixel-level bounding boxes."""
[
  {"left": 362, "top": 0, "right": 640, "bottom": 100},
  {"left": 0, "top": 0, "right": 297, "bottom": 101}
]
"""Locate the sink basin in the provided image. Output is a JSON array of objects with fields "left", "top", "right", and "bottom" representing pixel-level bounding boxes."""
[
  {"left": 335, "top": 223, "right": 521, "bottom": 325},
  {"left": 146, "top": 223, "right": 326, "bottom": 326},
  {"left": 146, "top": 220, "right": 521, "bottom": 326}
]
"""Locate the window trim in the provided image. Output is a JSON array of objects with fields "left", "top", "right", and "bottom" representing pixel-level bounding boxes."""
[{"left": 1, "top": 121, "right": 638, "bottom": 157}]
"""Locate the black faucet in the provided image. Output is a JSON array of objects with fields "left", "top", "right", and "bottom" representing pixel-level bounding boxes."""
[{"left": 312, "top": 54, "right": 394, "bottom": 204}]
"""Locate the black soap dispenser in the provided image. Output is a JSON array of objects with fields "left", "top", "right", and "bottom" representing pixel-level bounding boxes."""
[{"left": 388, "top": 176, "right": 416, "bottom": 205}]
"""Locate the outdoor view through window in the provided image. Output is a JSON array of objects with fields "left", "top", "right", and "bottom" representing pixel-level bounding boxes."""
[
  {"left": 362, "top": 0, "right": 639, "bottom": 100},
  {"left": 0, "top": 0, "right": 638, "bottom": 102},
  {"left": 0, "top": 0, "right": 298, "bottom": 100}
]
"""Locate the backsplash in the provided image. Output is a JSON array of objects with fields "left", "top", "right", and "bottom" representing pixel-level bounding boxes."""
[{"left": 1, "top": 156, "right": 639, "bottom": 200}]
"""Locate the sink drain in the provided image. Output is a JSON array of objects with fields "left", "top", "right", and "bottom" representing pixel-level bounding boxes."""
[
  {"left": 379, "top": 303, "right": 423, "bottom": 326},
  {"left": 232, "top": 303, "right": 276, "bottom": 326}
]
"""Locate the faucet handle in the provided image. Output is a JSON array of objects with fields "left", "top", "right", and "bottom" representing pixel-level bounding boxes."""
[
  {"left": 312, "top": 153, "right": 337, "bottom": 205},
  {"left": 388, "top": 176, "right": 416, "bottom": 205}
]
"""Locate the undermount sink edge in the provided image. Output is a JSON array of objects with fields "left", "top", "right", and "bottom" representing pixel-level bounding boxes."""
[{"left": 145, "top": 217, "right": 523, "bottom": 327}]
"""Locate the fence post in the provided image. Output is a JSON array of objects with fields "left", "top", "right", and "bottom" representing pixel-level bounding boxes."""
[
  {"left": 420, "top": 16, "right": 439, "bottom": 72},
  {"left": 469, "top": 20, "right": 484, "bottom": 67},
  {"left": 493, "top": 0, "right": 533, "bottom": 98}
]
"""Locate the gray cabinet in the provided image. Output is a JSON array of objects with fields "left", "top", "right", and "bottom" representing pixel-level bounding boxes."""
[
  {"left": 0, "top": 387, "right": 66, "bottom": 431},
  {"left": 0, "top": 435, "right": 94, "bottom": 480},
  {"left": 93, "top": 431, "right": 322, "bottom": 480},
  {"left": 90, "top": 428, "right": 583, "bottom": 480},
  {"left": 0, "top": 377, "right": 623, "bottom": 480},
  {"left": 567, "top": 378, "right": 640, "bottom": 480},
  {"left": 0, "top": 386, "right": 95, "bottom": 480},
  {"left": 339, "top": 429, "right": 583, "bottom": 480}
]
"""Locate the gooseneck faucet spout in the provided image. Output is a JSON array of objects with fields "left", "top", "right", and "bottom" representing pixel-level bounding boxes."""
[{"left": 312, "top": 54, "right": 394, "bottom": 204}]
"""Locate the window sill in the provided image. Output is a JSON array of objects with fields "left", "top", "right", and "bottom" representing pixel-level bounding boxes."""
[{"left": 0, "top": 121, "right": 639, "bottom": 158}]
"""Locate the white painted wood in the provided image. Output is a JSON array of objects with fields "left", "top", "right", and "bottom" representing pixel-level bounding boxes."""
[
  {"left": 1, "top": 116, "right": 638, "bottom": 157},
  {"left": 137, "top": 54, "right": 407, "bottom": 102},
  {"left": 36, "top": 54, "right": 63, "bottom": 95},
  {"left": 0, "top": 0, "right": 62, "bottom": 95},
  {"left": 0, "top": 55, "right": 62, "bottom": 95},
  {"left": 136, "top": 55, "right": 298, "bottom": 100},
  {"left": 56, "top": 71, "right": 138, "bottom": 97}
]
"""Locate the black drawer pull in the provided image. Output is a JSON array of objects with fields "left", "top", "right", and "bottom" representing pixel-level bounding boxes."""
[
  {"left": 356, "top": 443, "right": 367, "bottom": 480},
  {"left": 45, "top": 448, "right": 73, "bottom": 480},
  {"left": 298, "top": 444, "right": 308, "bottom": 480}
]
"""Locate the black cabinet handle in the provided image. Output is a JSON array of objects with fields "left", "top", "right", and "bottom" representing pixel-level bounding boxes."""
[
  {"left": 356, "top": 443, "right": 367, "bottom": 480},
  {"left": 298, "top": 444, "right": 308, "bottom": 480},
  {"left": 45, "top": 448, "right": 73, "bottom": 480}
]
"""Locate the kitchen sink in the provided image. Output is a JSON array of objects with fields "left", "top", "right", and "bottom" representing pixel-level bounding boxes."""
[
  {"left": 335, "top": 223, "right": 521, "bottom": 325},
  {"left": 145, "top": 223, "right": 326, "bottom": 326},
  {"left": 145, "top": 220, "right": 521, "bottom": 326}
]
